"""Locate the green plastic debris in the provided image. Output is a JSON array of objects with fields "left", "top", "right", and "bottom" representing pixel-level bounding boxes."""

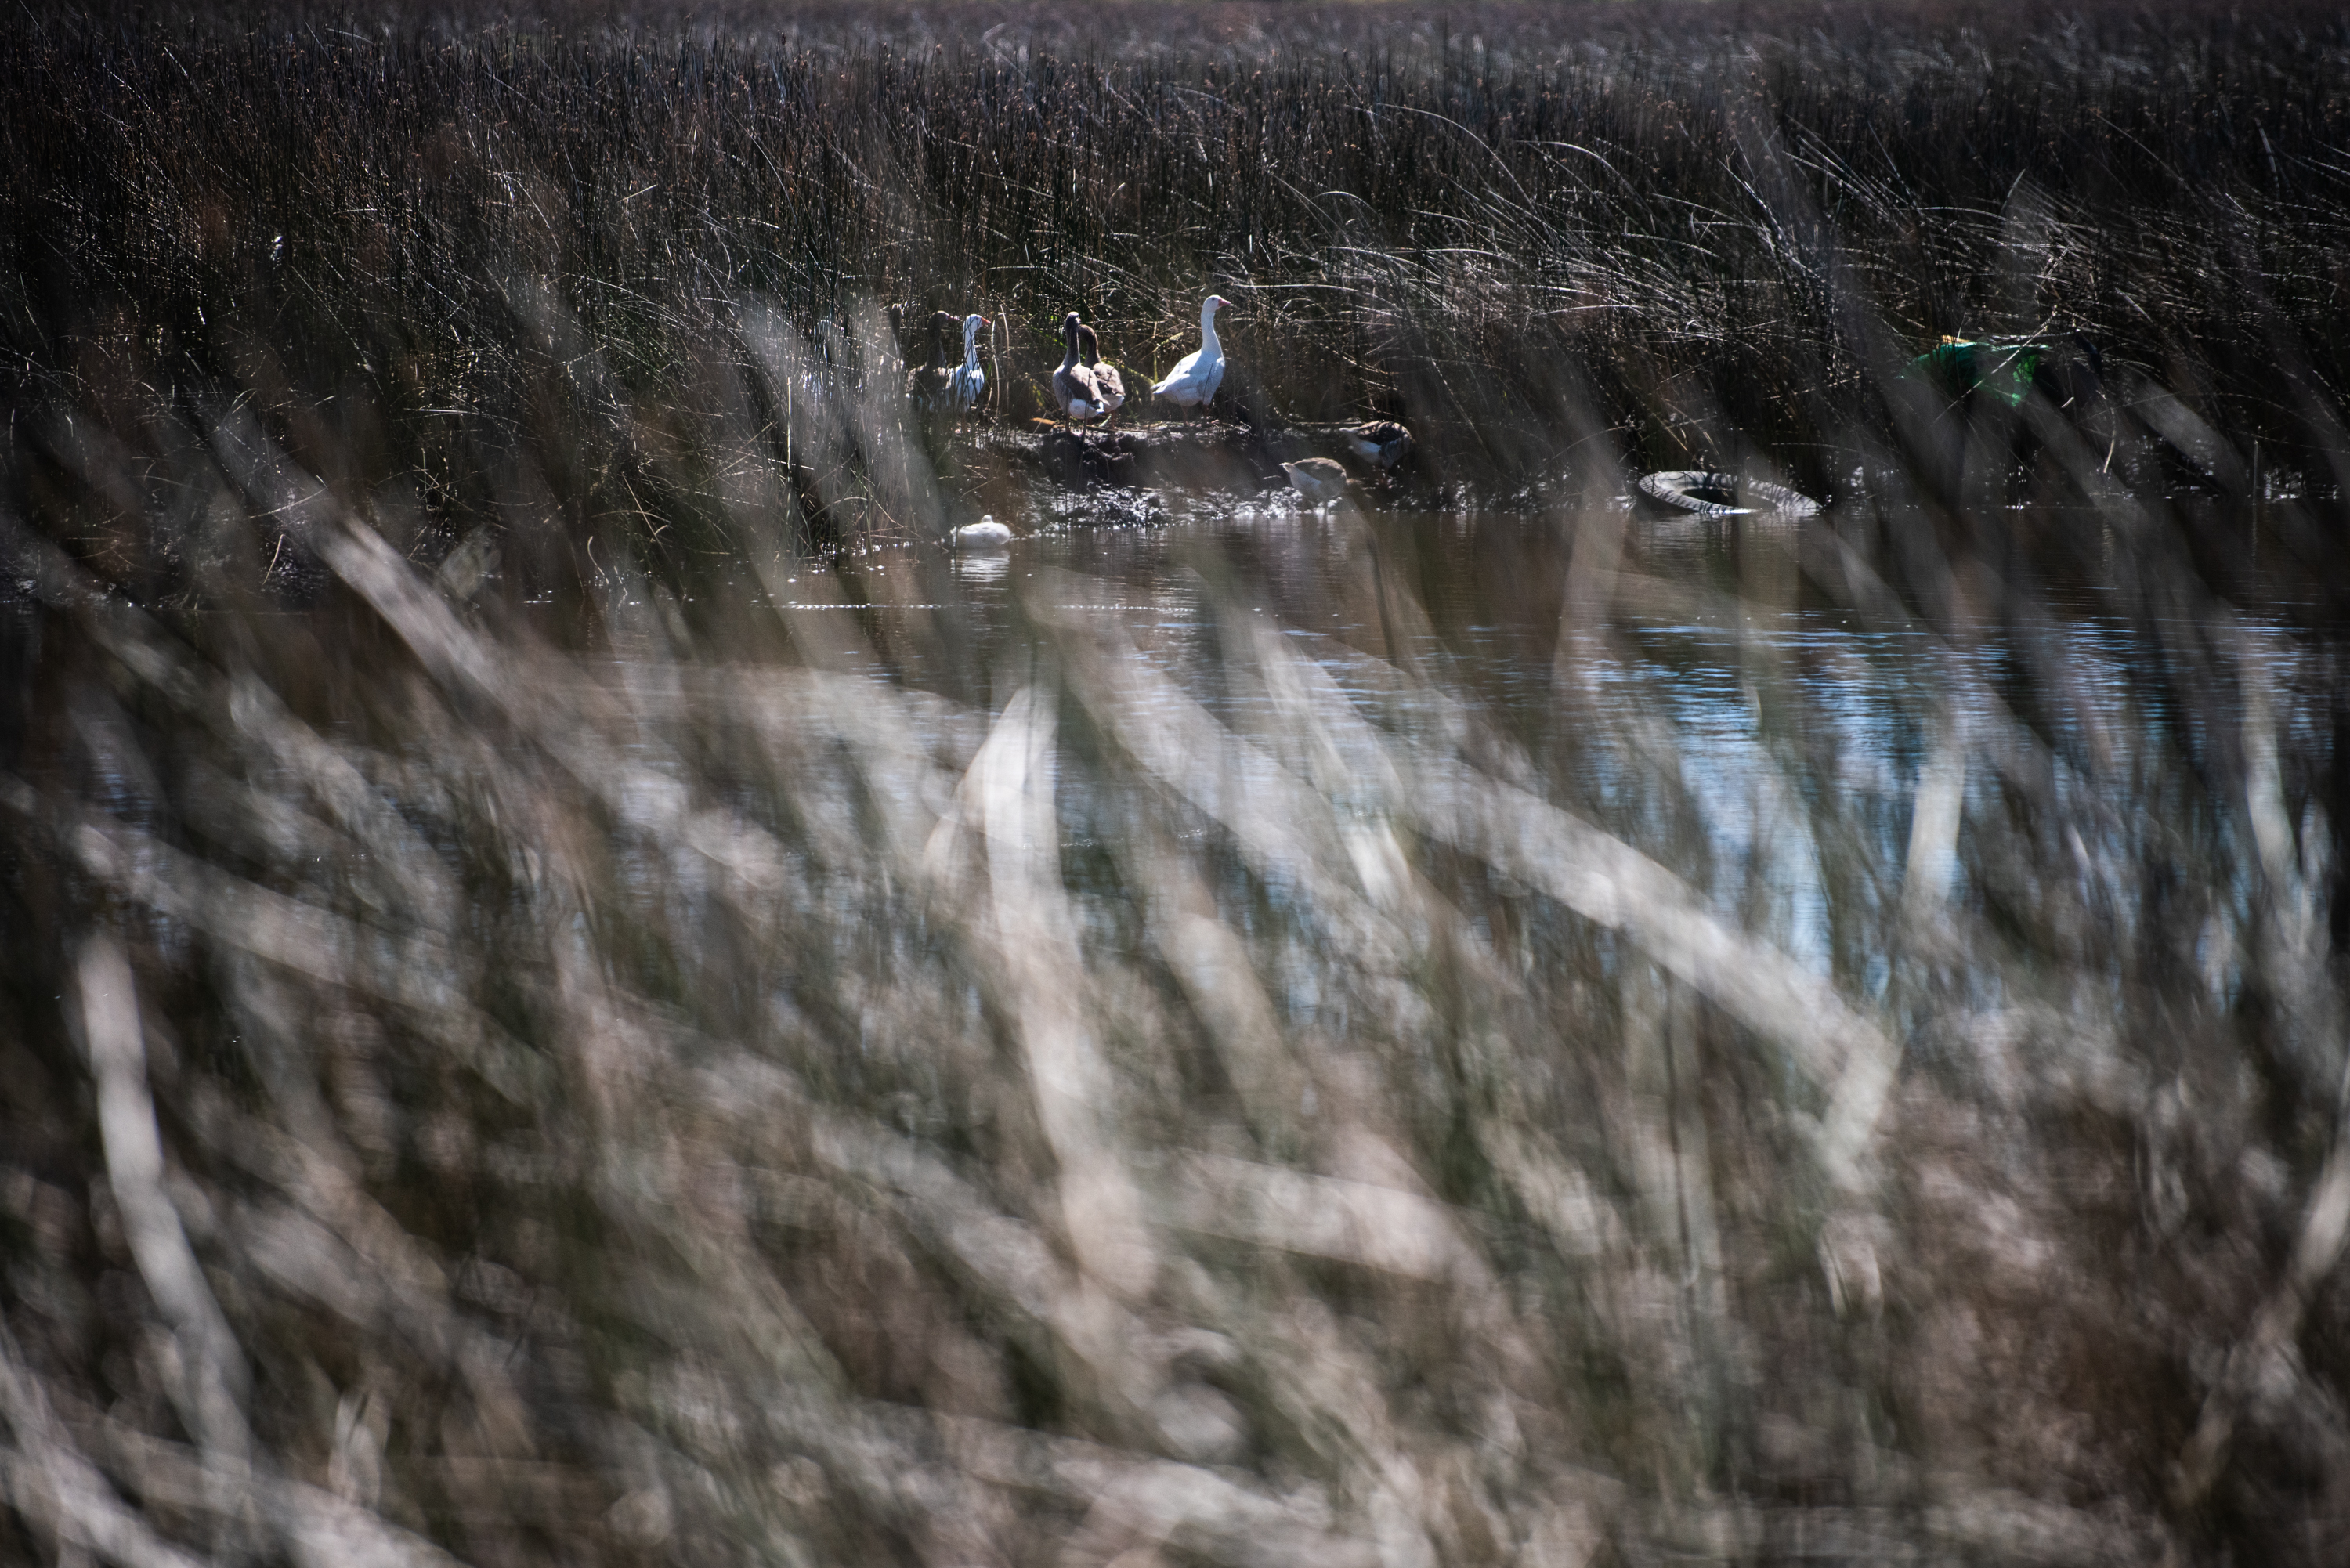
[{"left": 1907, "top": 338, "right": 2046, "bottom": 407}]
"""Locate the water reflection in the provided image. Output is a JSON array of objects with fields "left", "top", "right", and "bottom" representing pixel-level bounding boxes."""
[
  {"left": 949, "top": 549, "right": 1011, "bottom": 588},
  {"left": 817, "top": 502, "right": 2312, "bottom": 957}
]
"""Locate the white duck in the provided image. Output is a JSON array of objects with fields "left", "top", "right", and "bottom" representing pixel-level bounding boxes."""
[
  {"left": 951, "top": 313, "right": 989, "bottom": 414},
  {"left": 953, "top": 514, "right": 1013, "bottom": 550},
  {"left": 1151, "top": 294, "right": 1232, "bottom": 417}
]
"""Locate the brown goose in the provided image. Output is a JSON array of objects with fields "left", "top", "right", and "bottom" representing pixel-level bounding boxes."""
[
  {"left": 1282, "top": 456, "right": 1354, "bottom": 511},
  {"left": 1076, "top": 323, "right": 1125, "bottom": 425},
  {"left": 1051, "top": 313, "right": 1111, "bottom": 425}
]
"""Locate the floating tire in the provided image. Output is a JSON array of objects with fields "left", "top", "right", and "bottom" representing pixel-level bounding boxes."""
[{"left": 1636, "top": 470, "right": 1820, "bottom": 517}]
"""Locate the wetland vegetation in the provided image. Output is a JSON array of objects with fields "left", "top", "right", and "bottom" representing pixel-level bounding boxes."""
[{"left": 5, "top": 3, "right": 2350, "bottom": 1564}]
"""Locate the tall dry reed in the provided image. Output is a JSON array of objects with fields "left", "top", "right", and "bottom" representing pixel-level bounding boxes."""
[{"left": 5, "top": 5, "right": 2350, "bottom": 1565}]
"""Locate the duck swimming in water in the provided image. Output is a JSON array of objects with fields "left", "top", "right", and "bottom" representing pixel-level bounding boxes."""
[
  {"left": 1076, "top": 323, "right": 1124, "bottom": 425},
  {"left": 953, "top": 514, "right": 1013, "bottom": 550},
  {"left": 1152, "top": 295, "right": 1232, "bottom": 418},
  {"left": 1052, "top": 312, "right": 1112, "bottom": 425}
]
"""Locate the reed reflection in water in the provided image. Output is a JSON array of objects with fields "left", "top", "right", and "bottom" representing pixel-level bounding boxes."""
[{"left": 4, "top": 479, "right": 2347, "bottom": 1564}]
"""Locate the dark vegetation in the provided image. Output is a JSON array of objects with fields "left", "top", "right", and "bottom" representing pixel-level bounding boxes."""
[
  {"left": 5, "top": 1, "right": 2348, "bottom": 573},
  {"left": 6, "top": 3, "right": 2350, "bottom": 1565}
]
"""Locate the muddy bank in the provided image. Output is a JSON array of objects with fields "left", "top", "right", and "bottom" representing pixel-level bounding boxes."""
[{"left": 962, "top": 419, "right": 1419, "bottom": 496}]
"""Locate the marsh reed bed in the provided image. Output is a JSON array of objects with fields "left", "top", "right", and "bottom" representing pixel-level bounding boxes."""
[
  {"left": 7, "top": 2, "right": 2350, "bottom": 540},
  {"left": 7, "top": 3, "right": 2350, "bottom": 1563}
]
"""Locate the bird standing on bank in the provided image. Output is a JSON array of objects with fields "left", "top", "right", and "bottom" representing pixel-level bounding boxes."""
[
  {"left": 1052, "top": 312, "right": 1112, "bottom": 425},
  {"left": 1152, "top": 294, "right": 1232, "bottom": 418},
  {"left": 1076, "top": 323, "right": 1124, "bottom": 425},
  {"left": 1282, "top": 456, "right": 1353, "bottom": 511},
  {"left": 950, "top": 313, "right": 990, "bottom": 415},
  {"left": 905, "top": 310, "right": 962, "bottom": 411},
  {"left": 1346, "top": 420, "right": 1414, "bottom": 471}
]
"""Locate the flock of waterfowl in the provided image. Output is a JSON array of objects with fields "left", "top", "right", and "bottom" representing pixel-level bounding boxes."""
[
  {"left": 1041, "top": 294, "right": 1230, "bottom": 428},
  {"left": 799, "top": 311, "right": 2132, "bottom": 550},
  {"left": 804, "top": 295, "right": 1417, "bottom": 544}
]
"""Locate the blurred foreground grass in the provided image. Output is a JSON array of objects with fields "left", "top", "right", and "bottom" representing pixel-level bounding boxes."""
[{"left": 6, "top": 4, "right": 2350, "bottom": 1566}]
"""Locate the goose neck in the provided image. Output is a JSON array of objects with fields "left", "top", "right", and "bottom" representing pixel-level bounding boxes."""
[{"left": 1198, "top": 300, "right": 1223, "bottom": 353}]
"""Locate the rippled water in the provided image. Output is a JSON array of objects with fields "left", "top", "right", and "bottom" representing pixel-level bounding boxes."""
[{"left": 558, "top": 495, "right": 2276, "bottom": 1005}]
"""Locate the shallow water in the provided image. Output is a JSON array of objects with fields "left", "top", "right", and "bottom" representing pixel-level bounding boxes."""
[{"left": 695, "top": 496, "right": 2316, "bottom": 981}]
